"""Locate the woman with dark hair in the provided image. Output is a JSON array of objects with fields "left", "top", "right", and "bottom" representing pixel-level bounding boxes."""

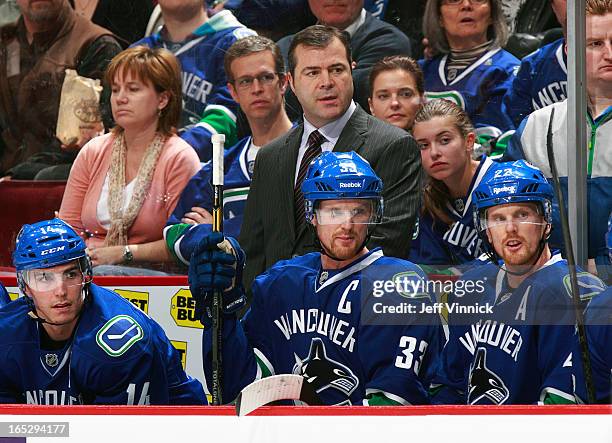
[
  {"left": 59, "top": 46, "right": 201, "bottom": 274},
  {"left": 368, "top": 55, "right": 425, "bottom": 132},
  {"left": 408, "top": 99, "right": 501, "bottom": 268},
  {"left": 421, "top": 0, "right": 519, "bottom": 156}
]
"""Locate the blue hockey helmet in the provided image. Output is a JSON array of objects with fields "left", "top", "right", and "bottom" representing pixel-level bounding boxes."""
[
  {"left": 473, "top": 160, "right": 554, "bottom": 231},
  {"left": 13, "top": 219, "right": 92, "bottom": 293},
  {"left": 302, "top": 151, "right": 384, "bottom": 224}
]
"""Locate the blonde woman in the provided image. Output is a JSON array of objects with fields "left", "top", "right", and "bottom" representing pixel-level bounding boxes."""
[{"left": 59, "top": 46, "right": 200, "bottom": 274}]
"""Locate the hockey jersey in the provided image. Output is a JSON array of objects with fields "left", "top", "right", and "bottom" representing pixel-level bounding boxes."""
[
  {"left": 420, "top": 48, "right": 519, "bottom": 152},
  {"left": 164, "top": 137, "right": 255, "bottom": 265},
  {"left": 0, "top": 284, "right": 207, "bottom": 405},
  {"left": 503, "top": 100, "right": 612, "bottom": 262},
  {"left": 502, "top": 38, "right": 567, "bottom": 129},
  {"left": 135, "top": 10, "right": 256, "bottom": 162},
  {"left": 431, "top": 254, "right": 606, "bottom": 405},
  {"left": 409, "top": 156, "right": 499, "bottom": 268},
  {"left": 202, "top": 249, "right": 442, "bottom": 405},
  {"left": 574, "top": 286, "right": 612, "bottom": 403}
]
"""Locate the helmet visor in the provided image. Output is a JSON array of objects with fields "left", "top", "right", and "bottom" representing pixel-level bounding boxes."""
[
  {"left": 315, "top": 200, "right": 382, "bottom": 225},
  {"left": 23, "top": 266, "right": 86, "bottom": 293},
  {"left": 479, "top": 210, "right": 547, "bottom": 232}
]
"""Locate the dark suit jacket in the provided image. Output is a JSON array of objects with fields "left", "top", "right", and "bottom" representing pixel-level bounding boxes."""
[
  {"left": 239, "top": 105, "right": 422, "bottom": 291},
  {"left": 277, "top": 12, "right": 413, "bottom": 120}
]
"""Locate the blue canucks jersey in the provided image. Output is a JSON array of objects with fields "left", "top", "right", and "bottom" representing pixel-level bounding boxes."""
[
  {"left": 409, "top": 156, "right": 498, "bottom": 267},
  {"left": 420, "top": 48, "right": 519, "bottom": 149},
  {"left": 502, "top": 39, "right": 567, "bottom": 128},
  {"left": 0, "top": 284, "right": 207, "bottom": 405},
  {"left": 0, "top": 283, "right": 9, "bottom": 308},
  {"left": 574, "top": 286, "right": 612, "bottom": 403},
  {"left": 203, "top": 249, "right": 442, "bottom": 405},
  {"left": 503, "top": 100, "right": 612, "bottom": 263},
  {"left": 164, "top": 137, "right": 254, "bottom": 265},
  {"left": 432, "top": 255, "right": 605, "bottom": 404},
  {"left": 135, "top": 10, "right": 256, "bottom": 162}
]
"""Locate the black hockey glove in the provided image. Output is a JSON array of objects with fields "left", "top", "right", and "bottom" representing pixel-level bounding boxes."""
[{"left": 188, "top": 232, "right": 246, "bottom": 327}]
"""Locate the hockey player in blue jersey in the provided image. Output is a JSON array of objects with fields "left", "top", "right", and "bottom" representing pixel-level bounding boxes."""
[
  {"left": 502, "top": 0, "right": 568, "bottom": 128},
  {"left": 574, "top": 214, "right": 612, "bottom": 403},
  {"left": 135, "top": 0, "right": 256, "bottom": 162},
  {"left": 164, "top": 36, "right": 293, "bottom": 265},
  {"left": 0, "top": 219, "right": 207, "bottom": 405},
  {"left": 421, "top": 0, "right": 519, "bottom": 156},
  {"left": 409, "top": 100, "right": 503, "bottom": 269},
  {"left": 503, "top": 0, "right": 612, "bottom": 278},
  {"left": 189, "top": 151, "right": 441, "bottom": 405},
  {"left": 431, "top": 160, "right": 606, "bottom": 404}
]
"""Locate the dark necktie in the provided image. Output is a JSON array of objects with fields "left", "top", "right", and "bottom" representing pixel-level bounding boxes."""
[{"left": 294, "top": 130, "right": 326, "bottom": 229}]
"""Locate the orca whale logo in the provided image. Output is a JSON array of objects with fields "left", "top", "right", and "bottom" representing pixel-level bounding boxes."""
[
  {"left": 468, "top": 348, "right": 510, "bottom": 404},
  {"left": 293, "top": 338, "right": 359, "bottom": 397}
]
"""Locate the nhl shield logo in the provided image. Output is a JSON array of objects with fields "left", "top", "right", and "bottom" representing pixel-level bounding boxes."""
[
  {"left": 319, "top": 271, "right": 329, "bottom": 285},
  {"left": 45, "top": 353, "right": 59, "bottom": 367}
]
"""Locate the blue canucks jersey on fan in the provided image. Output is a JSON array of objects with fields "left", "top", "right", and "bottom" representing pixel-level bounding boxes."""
[
  {"left": 502, "top": 39, "right": 567, "bottom": 128},
  {"left": 574, "top": 286, "right": 612, "bottom": 403},
  {"left": 164, "top": 137, "right": 255, "bottom": 265},
  {"left": 409, "top": 156, "right": 498, "bottom": 267},
  {"left": 432, "top": 255, "right": 605, "bottom": 404},
  {"left": 420, "top": 48, "right": 519, "bottom": 151},
  {"left": 0, "top": 283, "right": 9, "bottom": 307},
  {"left": 0, "top": 284, "right": 207, "bottom": 405},
  {"left": 202, "top": 249, "right": 442, "bottom": 405},
  {"left": 503, "top": 101, "right": 612, "bottom": 263},
  {"left": 135, "top": 10, "right": 256, "bottom": 162}
]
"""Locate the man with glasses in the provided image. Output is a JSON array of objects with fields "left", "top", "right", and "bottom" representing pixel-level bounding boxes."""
[
  {"left": 189, "top": 151, "right": 441, "bottom": 405},
  {"left": 430, "top": 160, "right": 605, "bottom": 404},
  {"left": 164, "top": 36, "right": 293, "bottom": 265},
  {"left": 0, "top": 218, "right": 207, "bottom": 405}
]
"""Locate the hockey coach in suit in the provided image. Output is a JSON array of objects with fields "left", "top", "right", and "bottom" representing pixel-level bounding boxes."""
[{"left": 239, "top": 25, "right": 422, "bottom": 292}]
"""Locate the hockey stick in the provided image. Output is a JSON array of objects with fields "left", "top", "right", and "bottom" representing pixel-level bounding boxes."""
[
  {"left": 211, "top": 133, "right": 225, "bottom": 405},
  {"left": 544, "top": 108, "right": 595, "bottom": 403},
  {"left": 235, "top": 374, "right": 323, "bottom": 416}
]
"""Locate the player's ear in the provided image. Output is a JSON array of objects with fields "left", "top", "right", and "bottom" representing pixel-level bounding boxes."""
[
  {"left": 228, "top": 81, "right": 240, "bottom": 103},
  {"left": 288, "top": 72, "right": 296, "bottom": 95},
  {"left": 465, "top": 132, "right": 476, "bottom": 153},
  {"left": 278, "top": 73, "right": 288, "bottom": 94},
  {"left": 368, "top": 97, "right": 375, "bottom": 116}
]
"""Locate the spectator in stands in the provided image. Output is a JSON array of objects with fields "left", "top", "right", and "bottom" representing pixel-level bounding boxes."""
[
  {"left": 0, "top": 0, "right": 122, "bottom": 179},
  {"left": 502, "top": 0, "right": 567, "bottom": 128},
  {"left": 59, "top": 46, "right": 200, "bottom": 275},
  {"left": 165, "top": 36, "right": 293, "bottom": 265},
  {"left": 69, "top": 0, "right": 155, "bottom": 47},
  {"left": 277, "top": 0, "right": 413, "bottom": 120},
  {"left": 239, "top": 25, "right": 422, "bottom": 292},
  {"left": 368, "top": 55, "right": 425, "bottom": 132},
  {"left": 134, "top": 0, "right": 256, "bottom": 162},
  {"left": 503, "top": 0, "right": 612, "bottom": 279},
  {"left": 421, "top": 0, "right": 519, "bottom": 157},
  {"left": 409, "top": 100, "right": 501, "bottom": 269}
]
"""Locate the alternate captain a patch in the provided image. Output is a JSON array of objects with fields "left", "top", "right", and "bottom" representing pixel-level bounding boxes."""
[{"left": 96, "top": 315, "right": 144, "bottom": 357}]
